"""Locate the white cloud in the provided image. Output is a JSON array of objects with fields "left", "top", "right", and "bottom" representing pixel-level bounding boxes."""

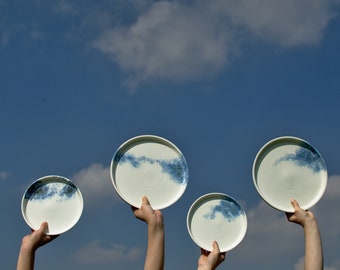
[
  {"left": 312, "top": 175, "right": 340, "bottom": 240},
  {"left": 294, "top": 257, "right": 338, "bottom": 270},
  {"left": 0, "top": 171, "right": 9, "bottom": 181},
  {"left": 320, "top": 174, "right": 340, "bottom": 199},
  {"left": 310, "top": 175, "right": 340, "bottom": 270},
  {"left": 293, "top": 257, "right": 304, "bottom": 270},
  {"left": 92, "top": 0, "right": 338, "bottom": 85},
  {"left": 237, "top": 200, "right": 302, "bottom": 262},
  {"left": 74, "top": 240, "right": 143, "bottom": 264},
  {"left": 72, "top": 163, "right": 120, "bottom": 206},
  {"left": 325, "top": 267, "right": 339, "bottom": 270},
  {"left": 2, "top": 0, "right": 338, "bottom": 84},
  {"left": 93, "top": 1, "right": 234, "bottom": 87},
  {"left": 209, "top": 0, "right": 337, "bottom": 47}
]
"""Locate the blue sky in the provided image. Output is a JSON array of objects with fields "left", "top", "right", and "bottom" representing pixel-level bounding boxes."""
[{"left": 1, "top": 0, "right": 340, "bottom": 269}]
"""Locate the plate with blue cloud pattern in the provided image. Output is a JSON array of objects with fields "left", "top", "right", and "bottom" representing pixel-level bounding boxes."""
[
  {"left": 187, "top": 193, "right": 247, "bottom": 252},
  {"left": 21, "top": 175, "right": 83, "bottom": 235},
  {"left": 253, "top": 136, "right": 327, "bottom": 212},
  {"left": 110, "top": 135, "right": 189, "bottom": 209}
]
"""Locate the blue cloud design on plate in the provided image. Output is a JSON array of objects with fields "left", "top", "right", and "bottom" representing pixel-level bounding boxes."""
[
  {"left": 274, "top": 142, "right": 326, "bottom": 174},
  {"left": 116, "top": 153, "right": 188, "bottom": 185},
  {"left": 203, "top": 199, "right": 244, "bottom": 222},
  {"left": 25, "top": 181, "right": 78, "bottom": 202}
]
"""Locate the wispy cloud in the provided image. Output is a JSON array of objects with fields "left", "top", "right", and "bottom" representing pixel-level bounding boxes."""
[
  {"left": 92, "top": 1, "right": 235, "bottom": 87},
  {"left": 74, "top": 240, "right": 143, "bottom": 264},
  {"left": 92, "top": 0, "right": 338, "bottom": 86},
  {"left": 3, "top": 0, "right": 337, "bottom": 85},
  {"left": 72, "top": 163, "right": 120, "bottom": 206},
  {"left": 209, "top": 0, "right": 338, "bottom": 46},
  {"left": 0, "top": 171, "right": 9, "bottom": 181}
]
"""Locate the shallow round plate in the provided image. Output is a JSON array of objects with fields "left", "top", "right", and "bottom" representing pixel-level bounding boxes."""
[
  {"left": 110, "top": 135, "right": 189, "bottom": 209},
  {"left": 21, "top": 175, "right": 83, "bottom": 235},
  {"left": 253, "top": 136, "right": 327, "bottom": 212},
  {"left": 187, "top": 193, "right": 247, "bottom": 252}
]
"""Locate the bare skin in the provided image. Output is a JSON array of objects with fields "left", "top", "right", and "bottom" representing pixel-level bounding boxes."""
[
  {"left": 16, "top": 222, "right": 59, "bottom": 270},
  {"left": 286, "top": 199, "right": 323, "bottom": 270},
  {"left": 132, "top": 196, "right": 165, "bottom": 270},
  {"left": 17, "top": 196, "right": 164, "bottom": 270},
  {"left": 196, "top": 199, "right": 323, "bottom": 270},
  {"left": 197, "top": 241, "right": 226, "bottom": 270}
]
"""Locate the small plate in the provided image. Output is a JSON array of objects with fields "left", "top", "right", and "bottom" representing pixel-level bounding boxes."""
[
  {"left": 110, "top": 135, "right": 189, "bottom": 209},
  {"left": 187, "top": 193, "right": 247, "bottom": 252},
  {"left": 253, "top": 136, "right": 327, "bottom": 212},
  {"left": 21, "top": 175, "right": 83, "bottom": 235}
]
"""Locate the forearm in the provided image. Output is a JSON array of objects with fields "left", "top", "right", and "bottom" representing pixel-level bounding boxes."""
[
  {"left": 304, "top": 219, "right": 323, "bottom": 270},
  {"left": 17, "top": 245, "right": 35, "bottom": 270},
  {"left": 144, "top": 223, "right": 164, "bottom": 270}
]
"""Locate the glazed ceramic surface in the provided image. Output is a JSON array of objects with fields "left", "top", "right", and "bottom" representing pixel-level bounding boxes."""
[
  {"left": 21, "top": 175, "right": 83, "bottom": 235},
  {"left": 187, "top": 193, "right": 247, "bottom": 252},
  {"left": 110, "top": 135, "right": 189, "bottom": 209},
  {"left": 253, "top": 136, "right": 327, "bottom": 212}
]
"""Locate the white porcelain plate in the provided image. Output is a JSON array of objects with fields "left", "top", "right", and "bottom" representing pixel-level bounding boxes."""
[
  {"left": 253, "top": 136, "right": 327, "bottom": 212},
  {"left": 187, "top": 193, "right": 247, "bottom": 252},
  {"left": 21, "top": 175, "right": 83, "bottom": 235},
  {"left": 110, "top": 135, "right": 189, "bottom": 209}
]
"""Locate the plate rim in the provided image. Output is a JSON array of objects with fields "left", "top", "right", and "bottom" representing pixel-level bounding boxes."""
[
  {"left": 21, "top": 175, "right": 84, "bottom": 235},
  {"left": 110, "top": 134, "right": 189, "bottom": 209},
  {"left": 252, "top": 136, "right": 328, "bottom": 212},
  {"left": 186, "top": 192, "right": 247, "bottom": 252}
]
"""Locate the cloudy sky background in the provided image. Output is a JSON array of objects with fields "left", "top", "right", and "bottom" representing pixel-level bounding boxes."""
[{"left": 1, "top": 0, "right": 339, "bottom": 269}]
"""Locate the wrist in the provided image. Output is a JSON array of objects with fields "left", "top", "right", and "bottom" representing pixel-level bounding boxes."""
[
  {"left": 147, "top": 214, "right": 164, "bottom": 229},
  {"left": 148, "top": 220, "right": 164, "bottom": 234},
  {"left": 20, "top": 237, "right": 41, "bottom": 254},
  {"left": 20, "top": 243, "right": 36, "bottom": 257},
  {"left": 302, "top": 216, "right": 318, "bottom": 231}
]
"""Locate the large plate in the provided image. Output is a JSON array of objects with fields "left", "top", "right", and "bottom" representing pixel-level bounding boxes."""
[
  {"left": 21, "top": 175, "right": 83, "bottom": 235},
  {"left": 110, "top": 135, "right": 189, "bottom": 209},
  {"left": 253, "top": 136, "right": 327, "bottom": 212},
  {"left": 187, "top": 193, "right": 247, "bottom": 252}
]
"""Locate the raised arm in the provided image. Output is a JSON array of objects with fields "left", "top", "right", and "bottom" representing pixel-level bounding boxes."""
[
  {"left": 17, "top": 222, "right": 58, "bottom": 270},
  {"left": 286, "top": 199, "right": 323, "bottom": 270},
  {"left": 132, "top": 196, "right": 165, "bottom": 270},
  {"left": 197, "top": 241, "right": 226, "bottom": 270}
]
